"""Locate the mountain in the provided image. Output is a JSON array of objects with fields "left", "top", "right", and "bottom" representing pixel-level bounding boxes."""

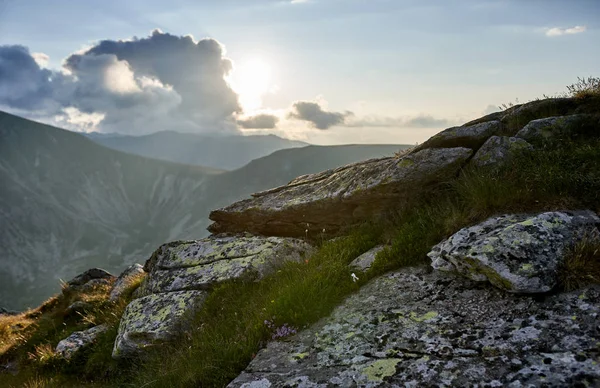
[
  {"left": 0, "top": 112, "right": 408, "bottom": 310},
  {"left": 85, "top": 130, "right": 307, "bottom": 170}
]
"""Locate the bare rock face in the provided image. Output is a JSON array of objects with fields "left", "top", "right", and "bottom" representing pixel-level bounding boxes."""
[
  {"left": 516, "top": 114, "right": 600, "bottom": 144},
  {"left": 208, "top": 147, "right": 473, "bottom": 238},
  {"left": 470, "top": 135, "right": 533, "bottom": 168},
  {"left": 55, "top": 324, "right": 109, "bottom": 360},
  {"left": 109, "top": 264, "right": 145, "bottom": 302},
  {"left": 429, "top": 211, "right": 600, "bottom": 293},
  {"left": 113, "top": 235, "right": 313, "bottom": 359},
  {"left": 412, "top": 120, "right": 503, "bottom": 152},
  {"left": 229, "top": 267, "right": 600, "bottom": 387}
]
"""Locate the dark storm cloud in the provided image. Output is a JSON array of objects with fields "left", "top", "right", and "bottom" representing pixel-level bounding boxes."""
[
  {"left": 0, "top": 31, "right": 243, "bottom": 134},
  {"left": 65, "top": 29, "right": 241, "bottom": 125},
  {"left": 288, "top": 101, "right": 352, "bottom": 130},
  {"left": 0, "top": 45, "right": 57, "bottom": 111},
  {"left": 237, "top": 113, "right": 279, "bottom": 129}
]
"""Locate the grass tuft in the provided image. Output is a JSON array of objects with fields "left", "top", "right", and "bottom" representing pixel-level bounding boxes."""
[{"left": 558, "top": 235, "right": 600, "bottom": 291}]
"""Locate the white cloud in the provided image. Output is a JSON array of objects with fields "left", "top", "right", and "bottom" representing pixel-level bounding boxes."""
[
  {"left": 31, "top": 52, "right": 49, "bottom": 68},
  {"left": 291, "top": 0, "right": 310, "bottom": 4},
  {"left": 545, "top": 25, "right": 586, "bottom": 37}
]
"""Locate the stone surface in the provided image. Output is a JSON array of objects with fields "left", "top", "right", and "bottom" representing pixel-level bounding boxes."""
[
  {"left": 229, "top": 267, "right": 600, "bottom": 387},
  {"left": 349, "top": 245, "right": 385, "bottom": 272},
  {"left": 137, "top": 235, "right": 313, "bottom": 296},
  {"left": 429, "top": 211, "right": 600, "bottom": 293},
  {"left": 209, "top": 148, "right": 472, "bottom": 237},
  {"left": 516, "top": 114, "right": 600, "bottom": 144},
  {"left": 470, "top": 136, "right": 533, "bottom": 168},
  {"left": 64, "top": 268, "right": 115, "bottom": 294},
  {"left": 109, "top": 264, "right": 145, "bottom": 302},
  {"left": 55, "top": 324, "right": 109, "bottom": 360},
  {"left": 114, "top": 235, "right": 312, "bottom": 358},
  {"left": 112, "top": 290, "right": 207, "bottom": 359},
  {"left": 412, "top": 120, "right": 503, "bottom": 152},
  {"left": 64, "top": 301, "right": 92, "bottom": 317}
]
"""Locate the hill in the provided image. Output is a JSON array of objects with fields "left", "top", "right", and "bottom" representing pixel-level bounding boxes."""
[
  {"left": 86, "top": 131, "right": 307, "bottom": 170},
  {"left": 0, "top": 111, "right": 407, "bottom": 310}
]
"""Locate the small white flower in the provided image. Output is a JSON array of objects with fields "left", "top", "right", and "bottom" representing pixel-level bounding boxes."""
[
  {"left": 322, "top": 228, "right": 326, "bottom": 233},
  {"left": 351, "top": 273, "right": 359, "bottom": 282}
]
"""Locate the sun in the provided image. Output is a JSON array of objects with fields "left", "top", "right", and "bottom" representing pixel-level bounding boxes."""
[{"left": 232, "top": 58, "right": 273, "bottom": 112}]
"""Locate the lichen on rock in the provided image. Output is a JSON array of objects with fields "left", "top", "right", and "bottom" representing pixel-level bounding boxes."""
[
  {"left": 428, "top": 210, "right": 600, "bottom": 293},
  {"left": 470, "top": 135, "right": 533, "bottom": 168}
]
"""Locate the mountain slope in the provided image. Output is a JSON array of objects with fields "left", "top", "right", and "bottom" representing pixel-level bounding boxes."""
[
  {"left": 0, "top": 111, "right": 408, "bottom": 310},
  {"left": 0, "top": 112, "right": 223, "bottom": 310},
  {"left": 86, "top": 131, "right": 307, "bottom": 170}
]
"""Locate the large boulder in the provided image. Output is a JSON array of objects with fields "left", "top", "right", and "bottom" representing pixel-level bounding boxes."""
[
  {"left": 112, "top": 290, "right": 207, "bottom": 359},
  {"left": 209, "top": 147, "right": 472, "bottom": 237},
  {"left": 412, "top": 120, "right": 503, "bottom": 152},
  {"left": 63, "top": 268, "right": 115, "bottom": 294},
  {"left": 229, "top": 267, "right": 600, "bottom": 387},
  {"left": 429, "top": 211, "right": 600, "bottom": 293},
  {"left": 109, "top": 264, "right": 145, "bottom": 302},
  {"left": 55, "top": 324, "right": 109, "bottom": 360},
  {"left": 349, "top": 245, "right": 385, "bottom": 272},
  {"left": 515, "top": 114, "right": 600, "bottom": 144},
  {"left": 470, "top": 136, "right": 533, "bottom": 168},
  {"left": 113, "top": 235, "right": 313, "bottom": 359}
]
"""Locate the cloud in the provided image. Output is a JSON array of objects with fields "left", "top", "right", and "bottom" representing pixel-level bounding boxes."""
[
  {"left": 0, "top": 30, "right": 242, "bottom": 135},
  {"left": 545, "top": 25, "right": 586, "bottom": 37},
  {"left": 237, "top": 113, "right": 279, "bottom": 129},
  {"left": 345, "top": 114, "right": 452, "bottom": 128},
  {"left": 288, "top": 101, "right": 352, "bottom": 130}
]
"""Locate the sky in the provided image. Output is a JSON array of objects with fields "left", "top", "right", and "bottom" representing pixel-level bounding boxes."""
[{"left": 0, "top": 0, "right": 598, "bottom": 145}]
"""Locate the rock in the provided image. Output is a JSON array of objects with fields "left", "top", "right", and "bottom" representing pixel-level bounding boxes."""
[
  {"left": 516, "top": 114, "right": 600, "bottom": 143},
  {"left": 112, "top": 290, "right": 207, "bottom": 359},
  {"left": 429, "top": 211, "right": 600, "bottom": 293},
  {"left": 209, "top": 148, "right": 472, "bottom": 237},
  {"left": 349, "top": 245, "right": 385, "bottom": 272},
  {"left": 412, "top": 121, "right": 503, "bottom": 152},
  {"left": 64, "top": 301, "right": 92, "bottom": 316},
  {"left": 55, "top": 324, "right": 109, "bottom": 360},
  {"left": 109, "top": 264, "right": 145, "bottom": 302},
  {"left": 470, "top": 136, "right": 533, "bottom": 168},
  {"left": 137, "top": 235, "right": 313, "bottom": 296},
  {"left": 229, "top": 267, "right": 600, "bottom": 387},
  {"left": 114, "top": 235, "right": 312, "bottom": 358},
  {"left": 64, "top": 268, "right": 115, "bottom": 294}
]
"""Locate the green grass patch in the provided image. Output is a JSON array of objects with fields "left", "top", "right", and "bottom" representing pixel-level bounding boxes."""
[{"left": 558, "top": 235, "right": 600, "bottom": 291}]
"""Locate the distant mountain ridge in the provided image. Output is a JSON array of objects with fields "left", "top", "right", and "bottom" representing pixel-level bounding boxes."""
[
  {"left": 0, "top": 110, "right": 408, "bottom": 310},
  {"left": 85, "top": 130, "right": 308, "bottom": 170}
]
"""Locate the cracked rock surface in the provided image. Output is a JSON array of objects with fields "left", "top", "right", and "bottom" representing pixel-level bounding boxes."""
[
  {"left": 429, "top": 211, "right": 600, "bottom": 293},
  {"left": 209, "top": 148, "right": 472, "bottom": 238},
  {"left": 229, "top": 267, "right": 600, "bottom": 387}
]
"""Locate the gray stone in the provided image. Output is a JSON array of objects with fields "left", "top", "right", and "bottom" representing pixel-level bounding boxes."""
[
  {"left": 209, "top": 147, "right": 472, "bottom": 237},
  {"left": 109, "top": 264, "right": 145, "bottom": 302},
  {"left": 114, "top": 235, "right": 312, "bottom": 359},
  {"left": 64, "top": 301, "right": 92, "bottom": 316},
  {"left": 349, "top": 245, "right": 385, "bottom": 272},
  {"left": 55, "top": 324, "right": 109, "bottom": 360},
  {"left": 112, "top": 290, "right": 207, "bottom": 359},
  {"left": 429, "top": 211, "right": 600, "bottom": 293},
  {"left": 470, "top": 136, "right": 533, "bottom": 168},
  {"left": 412, "top": 120, "right": 503, "bottom": 152},
  {"left": 229, "top": 267, "right": 600, "bottom": 387},
  {"left": 66, "top": 268, "right": 114, "bottom": 287},
  {"left": 516, "top": 114, "right": 599, "bottom": 143},
  {"left": 137, "top": 235, "right": 313, "bottom": 296}
]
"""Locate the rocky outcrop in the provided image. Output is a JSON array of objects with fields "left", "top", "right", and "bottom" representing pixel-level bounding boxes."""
[
  {"left": 516, "top": 114, "right": 600, "bottom": 144},
  {"left": 412, "top": 120, "right": 503, "bottom": 152},
  {"left": 429, "top": 211, "right": 600, "bottom": 293},
  {"left": 113, "top": 235, "right": 312, "bottom": 358},
  {"left": 471, "top": 136, "right": 532, "bottom": 168},
  {"left": 209, "top": 147, "right": 472, "bottom": 237},
  {"left": 229, "top": 267, "right": 600, "bottom": 387},
  {"left": 113, "top": 290, "right": 207, "bottom": 359},
  {"left": 55, "top": 324, "right": 109, "bottom": 360},
  {"left": 109, "top": 264, "right": 145, "bottom": 302},
  {"left": 349, "top": 245, "right": 385, "bottom": 272},
  {"left": 63, "top": 268, "right": 115, "bottom": 294}
]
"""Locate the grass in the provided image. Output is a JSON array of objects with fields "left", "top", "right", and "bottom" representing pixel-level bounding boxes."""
[
  {"left": 2, "top": 90, "right": 600, "bottom": 387},
  {"left": 0, "top": 272, "right": 145, "bottom": 387}
]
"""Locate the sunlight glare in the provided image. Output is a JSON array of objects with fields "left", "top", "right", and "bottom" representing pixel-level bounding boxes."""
[{"left": 233, "top": 58, "right": 273, "bottom": 112}]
